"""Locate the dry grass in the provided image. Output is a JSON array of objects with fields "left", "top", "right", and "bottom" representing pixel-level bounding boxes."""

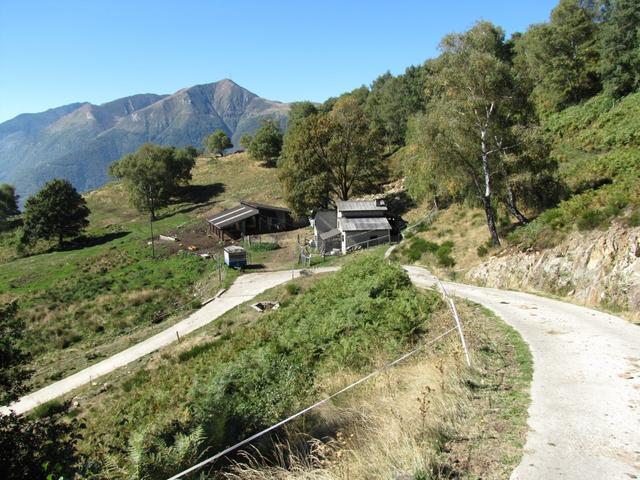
[{"left": 219, "top": 300, "right": 532, "bottom": 480}]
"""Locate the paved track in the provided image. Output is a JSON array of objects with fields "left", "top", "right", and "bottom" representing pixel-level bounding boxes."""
[
  {"left": 405, "top": 266, "right": 640, "bottom": 480},
  {"left": 5, "top": 264, "right": 640, "bottom": 479},
  {"left": 1, "top": 267, "right": 338, "bottom": 415}
]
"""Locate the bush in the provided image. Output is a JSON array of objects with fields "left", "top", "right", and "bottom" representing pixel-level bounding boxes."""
[
  {"left": 435, "top": 242, "right": 455, "bottom": 267},
  {"left": 286, "top": 283, "right": 301, "bottom": 295},
  {"left": 577, "top": 209, "right": 606, "bottom": 230},
  {"left": 477, "top": 244, "right": 489, "bottom": 257}
]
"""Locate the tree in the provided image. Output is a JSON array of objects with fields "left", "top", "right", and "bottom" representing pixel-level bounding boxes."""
[
  {"left": 0, "top": 302, "right": 30, "bottom": 406},
  {"left": 204, "top": 129, "right": 233, "bottom": 157},
  {"left": 247, "top": 119, "right": 283, "bottom": 167},
  {"left": 280, "top": 96, "right": 387, "bottom": 217},
  {"left": 0, "top": 184, "right": 19, "bottom": 228},
  {"left": 21, "top": 179, "right": 90, "bottom": 249},
  {"left": 408, "top": 22, "right": 526, "bottom": 246},
  {"left": 286, "top": 101, "right": 318, "bottom": 132},
  {"left": 239, "top": 133, "right": 253, "bottom": 150},
  {"left": 365, "top": 65, "right": 426, "bottom": 151},
  {"left": 109, "top": 143, "right": 196, "bottom": 257},
  {"left": 599, "top": 0, "right": 640, "bottom": 98},
  {"left": 109, "top": 143, "right": 196, "bottom": 221},
  {"left": 0, "top": 301, "right": 83, "bottom": 480},
  {"left": 514, "top": 0, "right": 601, "bottom": 112}
]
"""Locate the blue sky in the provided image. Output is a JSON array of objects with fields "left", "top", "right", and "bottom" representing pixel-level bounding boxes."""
[{"left": 0, "top": 0, "right": 557, "bottom": 123}]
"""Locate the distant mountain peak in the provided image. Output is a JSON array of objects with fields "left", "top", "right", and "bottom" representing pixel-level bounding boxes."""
[{"left": 0, "top": 80, "right": 289, "bottom": 200}]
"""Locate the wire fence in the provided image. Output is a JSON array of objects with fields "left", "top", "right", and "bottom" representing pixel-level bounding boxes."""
[{"left": 166, "top": 326, "right": 460, "bottom": 480}]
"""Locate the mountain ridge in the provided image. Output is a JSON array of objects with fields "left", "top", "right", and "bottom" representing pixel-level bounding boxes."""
[{"left": 0, "top": 79, "right": 289, "bottom": 201}]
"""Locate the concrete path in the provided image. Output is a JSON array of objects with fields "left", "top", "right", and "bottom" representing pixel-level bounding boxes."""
[
  {"left": 1, "top": 267, "right": 338, "bottom": 416},
  {"left": 404, "top": 266, "right": 640, "bottom": 480},
  {"left": 5, "top": 263, "right": 640, "bottom": 478}
]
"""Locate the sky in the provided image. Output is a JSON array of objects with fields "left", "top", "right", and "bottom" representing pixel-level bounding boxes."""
[{"left": 0, "top": 0, "right": 557, "bottom": 123}]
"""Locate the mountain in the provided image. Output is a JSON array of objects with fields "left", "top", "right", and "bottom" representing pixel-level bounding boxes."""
[{"left": 0, "top": 79, "right": 289, "bottom": 201}]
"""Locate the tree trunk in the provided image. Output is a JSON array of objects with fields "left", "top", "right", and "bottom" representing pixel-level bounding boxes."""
[
  {"left": 480, "top": 119, "right": 500, "bottom": 246},
  {"left": 58, "top": 232, "right": 64, "bottom": 250},
  {"left": 503, "top": 189, "right": 529, "bottom": 225},
  {"left": 482, "top": 195, "right": 501, "bottom": 246}
]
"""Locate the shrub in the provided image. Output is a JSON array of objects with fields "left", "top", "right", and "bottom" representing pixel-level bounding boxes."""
[
  {"left": 286, "top": 283, "right": 301, "bottom": 295},
  {"left": 435, "top": 244, "right": 455, "bottom": 267},
  {"left": 477, "top": 244, "right": 489, "bottom": 257},
  {"left": 577, "top": 209, "right": 606, "bottom": 230}
]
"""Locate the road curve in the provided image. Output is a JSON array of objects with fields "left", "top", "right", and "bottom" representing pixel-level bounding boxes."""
[
  {"left": 1, "top": 267, "right": 338, "bottom": 416},
  {"left": 405, "top": 265, "right": 640, "bottom": 480},
  {"left": 4, "top": 263, "right": 639, "bottom": 478}
]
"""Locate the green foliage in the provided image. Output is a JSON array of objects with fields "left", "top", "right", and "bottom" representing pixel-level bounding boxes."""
[
  {"left": 204, "top": 129, "right": 233, "bottom": 156},
  {"left": 0, "top": 184, "right": 19, "bottom": 225},
  {"left": 280, "top": 96, "right": 387, "bottom": 217},
  {"left": 435, "top": 241, "right": 455, "bottom": 267},
  {"left": 407, "top": 21, "right": 534, "bottom": 246},
  {"left": 599, "top": 0, "right": 640, "bottom": 98},
  {"left": 21, "top": 179, "right": 90, "bottom": 249},
  {"left": 109, "top": 143, "right": 196, "bottom": 219},
  {"left": 243, "top": 241, "right": 279, "bottom": 252},
  {"left": 514, "top": 0, "right": 601, "bottom": 113},
  {"left": 247, "top": 119, "right": 283, "bottom": 167},
  {"left": 285, "top": 283, "right": 301, "bottom": 295},
  {"left": 364, "top": 65, "right": 426, "bottom": 149},
  {"left": 0, "top": 301, "right": 83, "bottom": 479},
  {"left": 403, "top": 237, "right": 454, "bottom": 267},
  {"left": 86, "top": 256, "right": 443, "bottom": 477},
  {"left": 286, "top": 102, "right": 318, "bottom": 132},
  {"left": 509, "top": 91, "right": 640, "bottom": 249},
  {"left": 239, "top": 133, "right": 253, "bottom": 150},
  {"left": 0, "top": 409, "right": 83, "bottom": 480},
  {"left": 476, "top": 244, "right": 489, "bottom": 257},
  {"left": 0, "top": 301, "right": 31, "bottom": 405}
]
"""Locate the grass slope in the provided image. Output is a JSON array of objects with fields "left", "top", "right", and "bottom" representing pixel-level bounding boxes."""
[
  {"left": 0, "top": 153, "right": 286, "bottom": 389},
  {"left": 510, "top": 92, "right": 640, "bottom": 249}
]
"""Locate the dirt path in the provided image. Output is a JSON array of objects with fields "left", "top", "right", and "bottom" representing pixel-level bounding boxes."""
[
  {"left": 405, "top": 265, "right": 640, "bottom": 479},
  {"left": 1, "top": 267, "right": 338, "bottom": 416}
]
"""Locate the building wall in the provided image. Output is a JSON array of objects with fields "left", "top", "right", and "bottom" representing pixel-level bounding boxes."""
[{"left": 342, "top": 229, "right": 390, "bottom": 253}]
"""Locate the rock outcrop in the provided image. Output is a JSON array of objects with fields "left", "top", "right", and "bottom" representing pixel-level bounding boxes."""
[{"left": 467, "top": 223, "right": 640, "bottom": 321}]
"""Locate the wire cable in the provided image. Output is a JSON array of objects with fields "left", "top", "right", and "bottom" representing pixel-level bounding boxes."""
[{"left": 166, "top": 326, "right": 458, "bottom": 480}]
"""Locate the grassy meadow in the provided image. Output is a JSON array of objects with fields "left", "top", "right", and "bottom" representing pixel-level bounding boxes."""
[{"left": 0, "top": 153, "right": 293, "bottom": 388}]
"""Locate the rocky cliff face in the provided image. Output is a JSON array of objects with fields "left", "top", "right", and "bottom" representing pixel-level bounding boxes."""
[{"left": 467, "top": 223, "right": 640, "bottom": 321}]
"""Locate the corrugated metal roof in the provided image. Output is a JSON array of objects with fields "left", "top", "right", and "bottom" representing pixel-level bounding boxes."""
[
  {"left": 339, "top": 217, "right": 391, "bottom": 232},
  {"left": 319, "top": 228, "right": 341, "bottom": 240},
  {"left": 314, "top": 210, "right": 337, "bottom": 234},
  {"left": 241, "top": 201, "right": 290, "bottom": 213},
  {"left": 208, "top": 205, "right": 259, "bottom": 228},
  {"left": 336, "top": 200, "right": 387, "bottom": 212}
]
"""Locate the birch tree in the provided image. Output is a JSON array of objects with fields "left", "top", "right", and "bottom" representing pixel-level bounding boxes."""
[{"left": 410, "top": 22, "right": 521, "bottom": 245}]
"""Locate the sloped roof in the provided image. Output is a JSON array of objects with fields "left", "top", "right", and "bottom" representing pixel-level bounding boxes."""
[
  {"left": 319, "top": 228, "right": 341, "bottom": 240},
  {"left": 314, "top": 210, "right": 337, "bottom": 234},
  {"left": 241, "top": 201, "right": 290, "bottom": 213},
  {"left": 208, "top": 204, "right": 259, "bottom": 228},
  {"left": 339, "top": 217, "right": 391, "bottom": 232},
  {"left": 336, "top": 200, "right": 387, "bottom": 212}
]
